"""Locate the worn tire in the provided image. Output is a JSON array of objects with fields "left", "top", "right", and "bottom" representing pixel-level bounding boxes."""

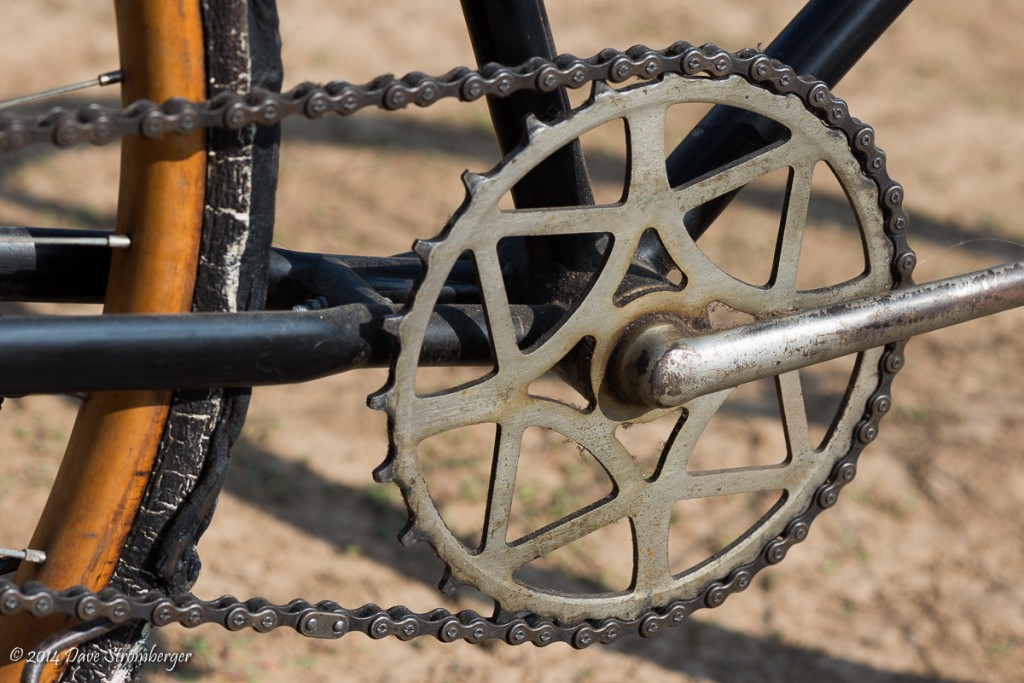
[{"left": 59, "top": 2, "right": 282, "bottom": 680}]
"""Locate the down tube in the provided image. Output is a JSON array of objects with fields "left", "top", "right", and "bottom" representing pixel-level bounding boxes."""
[{"left": 668, "top": 0, "right": 915, "bottom": 238}]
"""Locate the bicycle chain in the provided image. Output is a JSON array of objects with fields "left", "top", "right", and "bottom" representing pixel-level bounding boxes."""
[{"left": 0, "top": 43, "right": 915, "bottom": 647}]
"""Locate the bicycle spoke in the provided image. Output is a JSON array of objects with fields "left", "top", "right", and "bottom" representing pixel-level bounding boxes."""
[{"left": 0, "top": 70, "right": 123, "bottom": 111}]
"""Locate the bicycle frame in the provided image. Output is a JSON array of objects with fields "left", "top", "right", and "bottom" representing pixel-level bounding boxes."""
[{"left": 0, "top": 0, "right": 925, "bottom": 396}]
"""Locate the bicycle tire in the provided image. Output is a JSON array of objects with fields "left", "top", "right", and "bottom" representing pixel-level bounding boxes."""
[{"left": 0, "top": 1, "right": 281, "bottom": 680}]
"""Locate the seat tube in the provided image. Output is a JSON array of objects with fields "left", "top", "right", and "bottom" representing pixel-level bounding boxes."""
[{"left": 459, "top": 0, "right": 599, "bottom": 297}]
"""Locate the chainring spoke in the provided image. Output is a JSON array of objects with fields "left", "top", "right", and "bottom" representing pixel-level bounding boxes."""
[
  {"left": 776, "top": 370, "right": 814, "bottom": 458},
  {"left": 493, "top": 204, "right": 630, "bottom": 238},
  {"left": 481, "top": 421, "right": 526, "bottom": 550},
  {"left": 503, "top": 494, "right": 631, "bottom": 569},
  {"left": 630, "top": 504, "right": 674, "bottom": 593},
  {"left": 673, "top": 138, "right": 801, "bottom": 212},
  {"left": 624, "top": 105, "right": 672, "bottom": 198},
  {"left": 770, "top": 163, "right": 815, "bottom": 292},
  {"left": 676, "top": 465, "right": 802, "bottom": 500},
  {"left": 650, "top": 389, "right": 732, "bottom": 478}
]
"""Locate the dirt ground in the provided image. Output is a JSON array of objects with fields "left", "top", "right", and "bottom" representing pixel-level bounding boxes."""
[{"left": 1, "top": 1, "right": 1023, "bottom": 682}]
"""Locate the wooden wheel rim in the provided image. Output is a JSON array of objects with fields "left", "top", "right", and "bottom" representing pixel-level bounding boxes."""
[{"left": 0, "top": 1, "right": 207, "bottom": 677}]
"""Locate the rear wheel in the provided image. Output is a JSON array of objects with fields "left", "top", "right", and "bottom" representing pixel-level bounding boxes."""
[{"left": 0, "top": 1, "right": 281, "bottom": 680}]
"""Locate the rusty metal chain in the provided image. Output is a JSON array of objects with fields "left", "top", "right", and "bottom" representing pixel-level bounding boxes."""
[{"left": 0, "top": 43, "right": 915, "bottom": 647}]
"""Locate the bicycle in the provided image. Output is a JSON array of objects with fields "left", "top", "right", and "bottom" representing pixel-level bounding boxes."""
[{"left": 2, "top": 1, "right": 1024, "bottom": 683}]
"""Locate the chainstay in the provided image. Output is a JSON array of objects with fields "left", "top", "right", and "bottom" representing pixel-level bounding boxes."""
[{"left": 0, "top": 44, "right": 915, "bottom": 646}]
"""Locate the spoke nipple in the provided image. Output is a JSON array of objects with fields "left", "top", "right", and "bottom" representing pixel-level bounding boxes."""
[
  {"left": 523, "top": 113, "right": 547, "bottom": 140},
  {"left": 107, "top": 234, "right": 131, "bottom": 249},
  {"left": 0, "top": 548, "right": 46, "bottom": 564},
  {"left": 97, "top": 70, "right": 124, "bottom": 87},
  {"left": 292, "top": 295, "right": 329, "bottom": 312}
]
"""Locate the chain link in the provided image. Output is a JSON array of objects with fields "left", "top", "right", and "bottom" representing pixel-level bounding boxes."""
[{"left": 0, "top": 43, "right": 914, "bottom": 646}]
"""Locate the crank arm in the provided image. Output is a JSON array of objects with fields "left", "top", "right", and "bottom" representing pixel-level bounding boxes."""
[{"left": 614, "top": 261, "right": 1024, "bottom": 408}]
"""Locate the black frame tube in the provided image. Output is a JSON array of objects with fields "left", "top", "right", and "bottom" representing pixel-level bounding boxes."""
[
  {"left": 668, "top": 0, "right": 914, "bottom": 238},
  {"left": 765, "top": 0, "right": 914, "bottom": 85},
  {"left": 0, "top": 231, "right": 482, "bottom": 309},
  {"left": 0, "top": 307, "right": 379, "bottom": 394},
  {"left": 460, "top": 0, "right": 605, "bottom": 298},
  {"left": 459, "top": 0, "right": 593, "bottom": 209},
  {"left": 0, "top": 227, "right": 112, "bottom": 303},
  {"left": 0, "top": 302, "right": 562, "bottom": 395}
]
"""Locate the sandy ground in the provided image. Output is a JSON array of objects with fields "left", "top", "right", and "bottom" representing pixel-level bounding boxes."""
[{"left": 1, "top": 1, "right": 1023, "bottom": 682}]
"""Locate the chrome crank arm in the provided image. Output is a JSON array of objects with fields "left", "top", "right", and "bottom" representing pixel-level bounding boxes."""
[{"left": 614, "top": 261, "right": 1024, "bottom": 408}]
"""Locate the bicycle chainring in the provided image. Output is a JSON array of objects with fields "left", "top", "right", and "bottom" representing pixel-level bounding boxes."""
[{"left": 373, "top": 65, "right": 914, "bottom": 624}]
